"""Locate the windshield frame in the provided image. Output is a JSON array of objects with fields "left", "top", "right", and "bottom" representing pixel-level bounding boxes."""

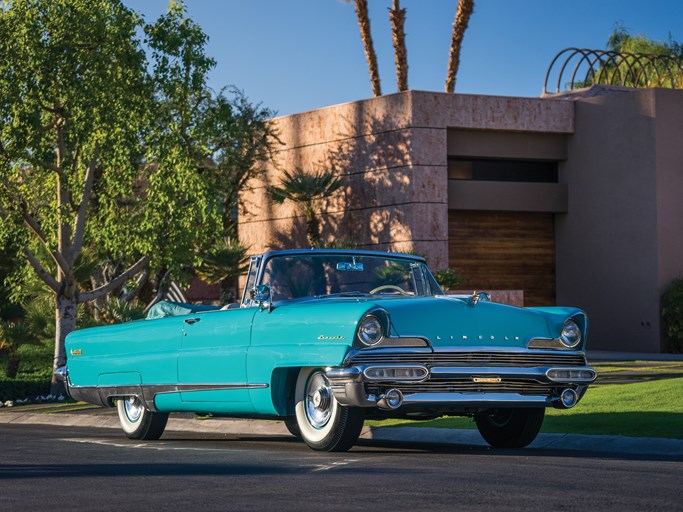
[{"left": 246, "top": 249, "right": 443, "bottom": 305}]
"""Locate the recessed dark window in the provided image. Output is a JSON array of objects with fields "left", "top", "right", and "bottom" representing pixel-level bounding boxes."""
[{"left": 448, "top": 158, "right": 558, "bottom": 183}]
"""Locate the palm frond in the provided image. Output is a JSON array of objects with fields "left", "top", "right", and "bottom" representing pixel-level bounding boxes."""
[{"left": 196, "top": 237, "right": 250, "bottom": 285}]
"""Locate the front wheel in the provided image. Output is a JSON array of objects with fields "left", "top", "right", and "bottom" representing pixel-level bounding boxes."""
[
  {"left": 475, "top": 407, "right": 545, "bottom": 448},
  {"left": 294, "top": 368, "right": 365, "bottom": 452},
  {"left": 116, "top": 396, "right": 169, "bottom": 440}
]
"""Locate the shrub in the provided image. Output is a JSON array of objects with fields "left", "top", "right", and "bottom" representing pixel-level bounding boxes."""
[
  {"left": 96, "top": 297, "right": 146, "bottom": 325},
  {"left": 662, "top": 277, "right": 683, "bottom": 353},
  {"left": 0, "top": 379, "right": 51, "bottom": 402},
  {"left": 433, "top": 268, "right": 461, "bottom": 292}
]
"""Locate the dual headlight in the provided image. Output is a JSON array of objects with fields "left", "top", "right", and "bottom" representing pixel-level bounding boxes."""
[{"left": 560, "top": 319, "right": 582, "bottom": 348}]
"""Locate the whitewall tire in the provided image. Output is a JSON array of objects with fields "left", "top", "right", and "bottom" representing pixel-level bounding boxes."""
[
  {"left": 116, "top": 396, "right": 169, "bottom": 440},
  {"left": 294, "top": 367, "right": 364, "bottom": 452}
]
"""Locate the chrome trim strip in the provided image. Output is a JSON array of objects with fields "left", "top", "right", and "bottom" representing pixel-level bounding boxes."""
[
  {"left": 399, "top": 392, "right": 552, "bottom": 407},
  {"left": 68, "top": 383, "right": 270, "bottom": 412},
  {"left": 329, "top": 364, "right": 596, "bottom": 385},
  {"left": 151, "top": 383, "right": 269, "bottom": 395},
  {"left": 430, "top": 366, "right": 596, "bottom": 383}
]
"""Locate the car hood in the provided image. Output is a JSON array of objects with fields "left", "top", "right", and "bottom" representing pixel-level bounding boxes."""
[
  {"left": 274, "top": 295, "right": 575, "bottom": 350},
  {"left": 372, "top": 295, "right": 556, "bottom": 349}
]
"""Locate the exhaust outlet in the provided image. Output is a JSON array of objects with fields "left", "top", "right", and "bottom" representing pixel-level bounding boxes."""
[{"left": 377, "top": 388, "right": 403, "bottom": 410}]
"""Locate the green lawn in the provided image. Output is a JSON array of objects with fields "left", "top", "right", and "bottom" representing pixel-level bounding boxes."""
[{"left": 369, "top": 377, "right": 683, "bottom": 439}]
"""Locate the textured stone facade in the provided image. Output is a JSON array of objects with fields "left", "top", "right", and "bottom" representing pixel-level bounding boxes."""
[{"left": 238, "top": 90, "right": 572, "bottom": 269}]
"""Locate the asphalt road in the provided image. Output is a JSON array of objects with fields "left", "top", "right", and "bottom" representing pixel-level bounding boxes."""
[{"left": 1, "top": 424, "right": 681, "bottom": 512}]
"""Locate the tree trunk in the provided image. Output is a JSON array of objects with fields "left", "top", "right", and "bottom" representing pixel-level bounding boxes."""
[
  {"left": 305, "top": 207, "right": 321, "bottom": 247},
  {"left": 445, "top": 0, "right": 475, "bottom": 93},
  {"left": 355, "top": 0, "right": 382, "bottom": 97},
  {"left": 51, "top": 291, "right": 78, "bottom": 395},
  {"left": 6, "top": 352, "right": 20, "bottom": 379},
  {"left": 389, "top": 0, "right": 408, "bottom": 92},
  {"left": 220, "top": 276, "right": 238, "bottom": 304}
]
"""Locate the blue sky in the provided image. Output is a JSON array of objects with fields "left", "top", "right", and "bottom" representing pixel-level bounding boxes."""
[{"left": 127, "top": 0, "right": 683, "bottom": 116}]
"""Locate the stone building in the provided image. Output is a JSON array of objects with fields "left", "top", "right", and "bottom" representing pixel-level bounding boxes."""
[{"left": 238, "top": 87, "right": 683, "bottom": 353}]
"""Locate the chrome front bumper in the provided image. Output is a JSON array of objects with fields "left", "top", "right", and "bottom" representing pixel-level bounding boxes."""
[{"left": 326, "top": 363, "right": 596, "bottom": 410}]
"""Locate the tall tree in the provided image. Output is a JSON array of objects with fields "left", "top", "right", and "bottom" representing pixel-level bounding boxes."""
[
  {"left": 139, "top": 1, "right": 223, "bottom": 306},
  {"left": 604, "top": 26, "right": 683, "bottom": 88},
  {"left": 354, "top": 0, "right": 382, "bottom": 97},
  {"left": 389, "top": 0, "right": 408, "bottom": 92},
  {"left": 203, "top": 88, "right": 279, "bottom": 239},
  {"left": 0, "top": 0, "right": 153, "bottom": 391},
  {"left": 445, "top": 0, "right": 474, "bottom": 93},
  {"left": 268, "top": 168, "right": 343, "bottom": 247},
  {"left": 0, "top": 0, "right": 269, "bottom": 391}
]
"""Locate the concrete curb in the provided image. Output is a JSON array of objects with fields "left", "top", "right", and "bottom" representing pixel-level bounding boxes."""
[{"left": 2, "top": 411, "right": 682, "bottom": 457}]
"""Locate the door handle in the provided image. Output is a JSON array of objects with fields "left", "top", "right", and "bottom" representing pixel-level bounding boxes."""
[{"left": 184, "top": 317, "right": 201, "bottom": 325}]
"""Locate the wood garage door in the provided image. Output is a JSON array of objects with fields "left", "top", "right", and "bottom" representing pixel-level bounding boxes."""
[{"left": 448, "top": 210, "right": 556, "bottom": 306}]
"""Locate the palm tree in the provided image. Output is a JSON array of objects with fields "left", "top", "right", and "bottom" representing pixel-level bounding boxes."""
[
  {"left": 196, "top": 237, "right": 250, "bottom": 304},
  {"left": 445, "top": 0, "right": 475, "bottom": 92},
  {"left": 268, "top": 168, "right": 343, "bottom": 247},
  {"left": 354, "top": 0, "right": 382, "bottom": 96},
  {"left": 389, "top": 0, "right": 408, "bottom": 92}
]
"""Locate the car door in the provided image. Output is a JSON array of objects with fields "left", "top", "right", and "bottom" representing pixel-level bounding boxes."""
[{"left": 177, "top": 307, "right": 257, "bottom": 402}]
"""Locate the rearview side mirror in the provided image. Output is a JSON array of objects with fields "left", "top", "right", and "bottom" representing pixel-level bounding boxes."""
[{"left": 250, "top": 284, "right": 272, "bottom": 311}]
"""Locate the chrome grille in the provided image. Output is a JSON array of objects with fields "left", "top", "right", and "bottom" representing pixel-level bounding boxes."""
[
  {"left": 348, "top": 350, "right": 587, "bottom": 368},
  {"left": 368, "top": 380, "right": 556, "bottom": 395}
]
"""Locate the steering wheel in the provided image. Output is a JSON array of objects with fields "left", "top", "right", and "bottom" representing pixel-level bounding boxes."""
[{"left": 369, "top": 284, "right": 409, "bottom": 295}]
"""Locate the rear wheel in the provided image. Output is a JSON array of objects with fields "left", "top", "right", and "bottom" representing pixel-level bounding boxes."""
[
  {"left": 294, "top": 367, "right": 364, "bottom": 452},
  {"left": 475, "top": 407, "right": 545, "bottom": 448},
  {"left": 116, "top": 396, "right": 169, "bottom": 440}
]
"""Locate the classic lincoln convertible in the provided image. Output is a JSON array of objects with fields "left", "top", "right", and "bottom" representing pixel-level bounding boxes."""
[{"left": 58, "top": 249, "right": 596, "bottom": 451}]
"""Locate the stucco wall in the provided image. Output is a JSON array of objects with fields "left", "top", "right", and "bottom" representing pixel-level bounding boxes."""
[
  {"left": 557, "top": 89, "right": 661, "bottom": 352},
  {"left": 654, "top": 89, "right": 683, "bottom": 294}
]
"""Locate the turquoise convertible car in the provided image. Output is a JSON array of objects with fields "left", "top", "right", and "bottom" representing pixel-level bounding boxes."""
[{"left": 58, "top": 249, "right": 596, "bottom": 451}]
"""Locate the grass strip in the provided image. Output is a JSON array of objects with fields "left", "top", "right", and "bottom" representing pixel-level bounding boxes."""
[{"left": 369, "top": 378, "right": 683, "bottom": 439}]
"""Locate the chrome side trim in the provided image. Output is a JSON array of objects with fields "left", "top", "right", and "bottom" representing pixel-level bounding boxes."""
[
  {"left": 68, "top": 383, "right": 270, "bottom": 412},
  {"left": 150, "top": 383, "right": 270, "bottom": 395}
]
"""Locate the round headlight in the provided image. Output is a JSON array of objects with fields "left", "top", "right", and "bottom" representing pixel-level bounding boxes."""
[
  {"left": 560, "top": 319, "right": 581, "bottom": 348},
  {"left": 357, "top": 315, "right": 384, "bottom": 346}
]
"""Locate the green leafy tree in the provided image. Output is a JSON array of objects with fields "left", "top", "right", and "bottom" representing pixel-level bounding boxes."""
[
  {"left": 0, "top": 0, "right": 270, "bottom": 392},
  {"left": 142, "top": 9, "right": 277, "bottom": 308},
  {"left": 135, "top": 1, "right": 223, "bottom": 307},
  {"left": 578, "top": 26, "right": 683, "bottom": 89},
  {"left": 0, "top": 0, "right": 154, "bottom": 391},
  {"left": 268, "top": 168, "right": 343, "bottom": 247},
  {"left": 203, "top": 88, "right": 279, "bottom": 238}
]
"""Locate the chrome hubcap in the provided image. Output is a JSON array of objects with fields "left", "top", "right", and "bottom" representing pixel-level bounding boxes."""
[
  {"left": 123, "top": 396, "right": 143, "bottom": 423},
  {"left": 305, "top": 372, "right": 333, "bottom": 429}
]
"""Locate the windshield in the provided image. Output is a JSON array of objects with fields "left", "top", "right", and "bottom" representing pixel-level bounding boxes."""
[{"left": 260, "top": 254, "right": 441, "bottom": 302}]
